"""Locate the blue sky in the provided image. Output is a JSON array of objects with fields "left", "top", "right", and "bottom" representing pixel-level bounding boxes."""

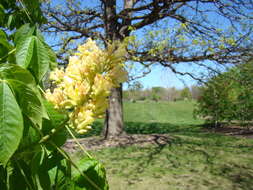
[
  {"left": 128, "top": 66, "right": 197, "bottom": 89},
  {"left": 47, "top": 0, "right": 246, "bottom": 90}
]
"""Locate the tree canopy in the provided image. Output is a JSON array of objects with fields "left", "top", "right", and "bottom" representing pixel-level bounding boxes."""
[{"left": 43, "top": 0, "right": 253, "bottom": 77}]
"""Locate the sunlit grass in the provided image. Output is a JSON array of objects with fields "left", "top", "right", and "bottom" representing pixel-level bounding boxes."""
[
  {"left": 123, "top": 100, "right": 203, "bottom": 125},
  {"left": 86, "top": 132, "right": 253, "bottom": 190},
  {"left": 73, "top": 100, "right": 253, "bottom": 189}
]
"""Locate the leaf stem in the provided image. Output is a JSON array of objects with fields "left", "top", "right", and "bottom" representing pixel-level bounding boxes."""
[
  {"left": 65, "top": 125, "right": 93, "bottom": 159},
  {"left": 0, "top": 48, "right": 16, "bottom": 62},
  {"left": 39, "top": 117, "right": 69, "bottom": 144}
]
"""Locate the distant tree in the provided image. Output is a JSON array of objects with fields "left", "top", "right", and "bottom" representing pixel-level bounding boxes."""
[
  {"left": 150, "top": 87, "right": 166, "bottom": 101},
  {"left": 124, "top": 81, "right": 144, "bottom": 101},
  {"left": 180, "top": 87, "right": 192, "bottom": 100}
]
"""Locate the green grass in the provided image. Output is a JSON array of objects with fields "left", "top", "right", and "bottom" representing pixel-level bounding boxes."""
[
  {"left": 75, "top": 100, "right": 253, "bottom": 189},
  {"left": 89, "top": 134, "right": 253, "bottom": 190},
  {"left": 78, "top": 100, "right": 203, "bottom": 137},
  {"left": 123, "top": 100, "right": 202, "bottom": 125}
]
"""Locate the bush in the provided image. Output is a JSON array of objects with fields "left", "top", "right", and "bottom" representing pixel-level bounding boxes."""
[{"left": 195, "top": 61, "right": 253, "bottom": 127}]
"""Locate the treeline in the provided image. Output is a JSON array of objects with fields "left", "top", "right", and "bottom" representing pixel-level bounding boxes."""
[{"left": 123, "top": 82, "right": 202, "bottom": 102}]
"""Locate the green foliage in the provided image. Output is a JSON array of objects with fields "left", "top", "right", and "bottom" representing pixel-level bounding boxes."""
[
  {"left": 0, "top": 81, "right": 23, "bottom": 166},
  {"left": 0, "top": 1, "right": 108, "bottom": 189},
  {"left": 180, "top": 87, "right": 192, "bottom": 100},
  {"left": 72, "top": 157, "right": 109, "bottom": 190},
  {"left": 195, "top": 61, "right": 253, "bottom": 126},
  {"left": 15, "top": 25, "right": 50, "bottom": 82},
  {"left": 123, "top": 86, "right": 200, "bottom": 102},
  {"left": 0, "top": 0, "right": 46, "bottom": 29}
]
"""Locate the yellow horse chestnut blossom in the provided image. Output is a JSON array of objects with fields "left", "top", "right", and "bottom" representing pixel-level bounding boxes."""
[{"left": 45, "top": 39, "right": 128, "bottom": 134}]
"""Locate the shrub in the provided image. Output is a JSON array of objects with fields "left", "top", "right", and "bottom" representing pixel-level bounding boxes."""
[{"left": 195, "top": 61, "right": 253, "bottom": 127}]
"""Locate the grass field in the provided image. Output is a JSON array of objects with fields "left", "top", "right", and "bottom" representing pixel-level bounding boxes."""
[
  {"left": 123, "top": 100, "right": 203, "bottom": 125},
  {"left": 76, "top": 100, "right": 253, "bottom": 190},
  {"left": 79, "top": 100, "right": 204, "bottom": 137}
]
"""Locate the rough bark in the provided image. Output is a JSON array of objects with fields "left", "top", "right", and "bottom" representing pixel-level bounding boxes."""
[
  {"left": 103, "top": 0, "right": 135, "bottom": 139},
  {"left": 103, "top": 85, "right": 125, "bottom": 138}
]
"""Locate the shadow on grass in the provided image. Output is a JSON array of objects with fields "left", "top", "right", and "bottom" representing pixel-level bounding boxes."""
[
  {"left": 76, "top": 121, "right": 203, "bottom": 137},
  {"left": 214, "top": 163, "right": 253, "bottom": 190},
  {"left": 74, "top": 121, "right": 253, "bottom": 151},
  {"left": 74, "top": 121, "right": 253, "bottom": 189}
]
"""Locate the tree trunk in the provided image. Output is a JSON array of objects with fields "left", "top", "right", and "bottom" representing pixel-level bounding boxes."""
[
  {"left": 103, "top": 85, "right": 125, "bottom": 138},
  {"left": 103, "top": 0, "right": 135, "bottom": 139}
]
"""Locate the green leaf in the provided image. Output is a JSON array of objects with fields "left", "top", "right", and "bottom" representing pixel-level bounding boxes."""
[
  {"left": 73, "top": 157, "right": 109, "bottom": 190},
  {"left": 15, "top": 35, "right": 35, "bottom": 68},
  {"left": 29, "top": 36, "right": 50, "bottom": 82},
  {"left": 0, "top": 29, "right": 12, "bottom": 63},
  {"left": 31, "top": 149, "right": 52, "bottom": 190},
  {"left": 42, "top": 119, "right": 68, "bottom": 151},
  {"left": 19, "top": 117, "right": 41, "bottom": 150},
  {"left": 0, "top": 81, "right": 23, "bottom": 166},
  {"left": 7, "top": 80, "right": 43, "bottom": 128},
  {"left": 0, "top": 166, "right": 7, "bottom": 190},
  {"left": 44, "top": 42, "right": 58, "bottom": 69},
  {"left": 44, "top": 151, "right": 64, "bottom": 171},
  {"left": 8, "top": 162, "right": 29, "bottom": 190},
  {"left": 0, "top": 5, "right": 5, "bottom": 27},
  {"left": 0, "top": 29, "right": 11, "bottom": 49},
  {"left": 9, "top": 160, "right": 36, "bottom": 189},
  {"left": 0, "top": 64, "right": 36, "bottom": 87},
  {"left": 7, "top": 14, "right": 13, "bottom": 29},
  {"left": 43, "top": 100, "right": 67, "bottom": 127},
  {"left": 14, "top": 24, "right": 35, "bottom": 45},
  {"left": 42, "top": 101, "right": 68, "bottom": 150}
]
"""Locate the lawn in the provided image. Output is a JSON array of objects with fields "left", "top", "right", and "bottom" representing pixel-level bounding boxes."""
[
  {"left": 88, "top": 134, "right": 253, "bottom": 190},
  {"left": 75, "top": 100, "right": 253, "bottom": 190},
  {"left": 123, "top": 100, "right": 203, "bottom": 125},
  {"left": 78, "top": 100, "right": 204, "bottom": 137}
]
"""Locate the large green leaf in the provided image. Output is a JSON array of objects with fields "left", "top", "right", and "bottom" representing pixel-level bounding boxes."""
[
  {"left": 73, "top": 157, "right": 109, "bottom": 190},
  {"left": 14, "top": 23, "right": 35, "bottom": 45},
  {"left": 0, "top": 64, "right": 49, "bottom": 121},
  {"left": 15, "top": 35, "right": 35, "bottom": 68},
  {"left": 0, "top": 81, "right": 23, "bottom": 166},
  {"left": 29, "top": 36, "right": 50, "bottom": 82},
  {"left": 0, "top": 64, "right": 36, "bottom": 88},
  {"left": 7, "top": 80, "right": 43, "bottom": 128},
  {"left": 43, "top": 42, "right": 58, "bottom": 70}
]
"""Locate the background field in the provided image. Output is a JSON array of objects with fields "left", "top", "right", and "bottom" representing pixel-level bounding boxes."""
[
  {"left": 75, "top": 101, "right": 253, "bottom": 190},
  {"left": 79, "top": 100, "right": 203, "bottom": 137}
]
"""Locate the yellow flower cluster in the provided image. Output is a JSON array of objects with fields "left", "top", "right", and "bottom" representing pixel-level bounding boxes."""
[{"left": 45, "top": 39, "right": 127, "bottom": 134}]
